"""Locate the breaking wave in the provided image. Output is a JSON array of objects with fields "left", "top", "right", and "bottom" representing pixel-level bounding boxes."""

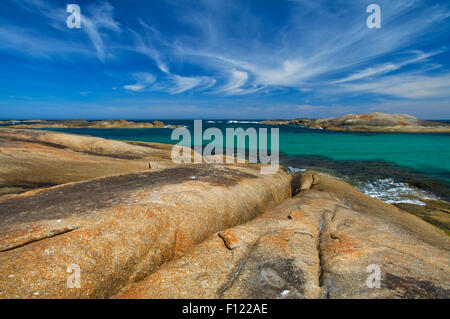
[
  {"left": 286, "top": 165, "right": 438, "bottom": 205},
  {"left": 354, "top": 178, "right": 438, "bottom": 205},
  {"left": 226, "top": 120, "right": 260, "bottom": 124}
]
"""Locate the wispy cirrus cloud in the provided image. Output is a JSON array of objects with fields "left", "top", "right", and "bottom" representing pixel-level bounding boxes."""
[
  {"left": 166, "top": 75, "right": 216, "bottom": 94},
  {"left": 8, "top": 0, "right": 120, "bottom": 60},
  {"left": 81, "top": 1, "right": 120, "bottom": 60},
  {"left": 1, "top": 0, "right": 450, "bottom": 118},
  {"left": 337, "top": 73, "right": 450, "bottom": 99},
  {"left": 335, "top": 50, "right": 444, "bottom": 83},
  {"left": 133, "top": 0, "right": 449, "bottom": 100},
  {"left": 123, "top": 72, "right": 156, "bottom": 92},
  {"left": 216, "top": 69, "right": 262, "bottom": 95}
]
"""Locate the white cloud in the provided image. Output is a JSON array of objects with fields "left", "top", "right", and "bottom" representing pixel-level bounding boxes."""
[
  {"left": 123, "top": 84, "right": 145, "bottom": 92},
  {"left": 335, "top": 50, "right": 443, "bottom": 83},
  {"left": 168, "top": 75, "right": 216, "bottom": 94},
  {"left": 79, "top": 1, "right": 120, "bottom": 61},
  {"left": 254, "top": 60, "right": 316, "bottom": 86},
  {"left": 217, "top": 69, "right": 250, "bottom": 94},
  {"left": 0, "top": 26, "right": 90, "bottom": 58},
  {"left": 161, "top": 0, "right": 450, "bottom": 96},
  {"left": 336, "top": 63, "right": 400, "bottom": 84},
  {"left": 6, "top": 0, "right": 450, "bottom": 112},
  {"left": 123, "top": 72, "right": 156, "bottom": 91},
  {"left": 337, "top": 73, "right": 450, "bottom": 98},
  {"left": 9, "top": 0, "right": 120, "bottom": 61}
]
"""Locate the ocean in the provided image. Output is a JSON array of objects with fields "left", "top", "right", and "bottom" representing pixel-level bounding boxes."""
[{"left": 13, "top": 119, "right": 450, "bottom": 205}]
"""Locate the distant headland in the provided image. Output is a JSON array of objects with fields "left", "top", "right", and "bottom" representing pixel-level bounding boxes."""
[
  {"left": 261, "top": 112, "right": 450, "bottom": 133},
  {"left": 4, "top": 119, "right": 183, "bottom": 129}
]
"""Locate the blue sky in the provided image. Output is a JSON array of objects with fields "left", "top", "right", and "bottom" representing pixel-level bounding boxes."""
[{"left": 0, "top": 0, "right": 449, "bottom": 119}]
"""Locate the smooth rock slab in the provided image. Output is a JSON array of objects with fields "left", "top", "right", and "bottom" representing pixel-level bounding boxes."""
[
  {"left": 0, "top": 164, "right": 291, "bottom": 298},
  {"left": 119, "top": 173, "right": 450, "bottom": 299},
  {"left": 0, "top": 128, "right": 180, "bottom": 195}
]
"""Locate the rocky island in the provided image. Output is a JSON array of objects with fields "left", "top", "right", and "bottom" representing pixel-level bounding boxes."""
[
  {"left": 261, "top": 112, "right": 450, "bottom": 133},
  {"left": 6, "top": 119, "right": 183, "bottom": 129},
  {"left": 0, "top": 128, "right": 448, "bottom": 299}
]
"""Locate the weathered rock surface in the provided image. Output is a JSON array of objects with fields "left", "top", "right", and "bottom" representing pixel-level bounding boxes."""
[
  {"left": 261, "top": 112, "right": 450, "bottom": 133},
  {"left": 118, "top": 196, "right": 324, "bottom": 299},
  {"left": 1, "top": 127, "right": 448, "bottom": 299},
  {"left": 0, "top": 128, "right": 180, "bottom": 195},
  {"left": 290, "top": 172, "right": 320, "bottom": 193},
  {"left": 0, "top": 164, "right": 291, "bottom": 298},
  {"left": 394, "top": 199, "right": 450, "bottom": 236},
  {"left": 118, "top": 172, "right": 449, "bottom": 299},
  {"left": 6, "top": 119, "right": 181, "bottom": 129}
]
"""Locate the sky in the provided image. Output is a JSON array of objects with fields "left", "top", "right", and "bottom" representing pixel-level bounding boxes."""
[{"left": 0, "top": 0, "right": 449, "bottom": 119}]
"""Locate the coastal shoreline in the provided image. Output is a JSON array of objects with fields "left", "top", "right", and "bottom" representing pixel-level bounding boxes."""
[
  {"left": 1, "top": 127, "right": 448, "bottom": 234},
  {"left": 2, "top": 119, "right": 184, "bottom": 129},
  {"left": 261, "top": 112, "right": 450, "bottom": 133},
  {"left": 0, "top": 127, "right": 449, "bottom": 298}
]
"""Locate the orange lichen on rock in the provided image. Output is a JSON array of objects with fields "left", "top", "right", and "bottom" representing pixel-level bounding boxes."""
[
  {"left": 118, "top": 172, "right": 449, "bottom": 299},
  {"left": 1, "top": 129, "right": 449, "bottom": 299},
  {"left": 326, "top": 233, "right": 363, "bottom": 256},
  {"left": 0, "top": 161, "right": 291, "bottom": 298},
  {"left": 288, "top": 210, "right": 305, "bottom": 220}
]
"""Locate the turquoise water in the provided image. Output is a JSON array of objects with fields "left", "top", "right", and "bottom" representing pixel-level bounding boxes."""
[
  {"left": 280, "top": 129, "right": 450, "bottom": 181},
  {"left": 40, "top": 120, "right": 450, "bottom": 203}
]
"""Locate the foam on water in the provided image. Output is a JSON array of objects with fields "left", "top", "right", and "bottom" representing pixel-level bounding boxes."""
[
  {"left": 286, "top": 165, "right": 437, "bottom": 205},
  {"left": 286, "top": 166, "right": 306, "bottom": 174},
  {"left": 227, "top": 120, "right": 260, "bottom": 124},
  {"left": 354, "top": 178, "right": 437, "bottom": 205},
  {"left": 40, "top": 121, "right": 450, "bottom": 202}
]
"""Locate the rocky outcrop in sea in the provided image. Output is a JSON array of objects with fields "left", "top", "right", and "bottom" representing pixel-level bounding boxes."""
[{"left": 261, "top": 112, "right": 450, "bottom": 133}]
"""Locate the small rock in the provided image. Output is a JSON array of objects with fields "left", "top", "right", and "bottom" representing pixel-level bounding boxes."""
[{"left": 299, "top": 174, "right": 313, "bottom": 190}]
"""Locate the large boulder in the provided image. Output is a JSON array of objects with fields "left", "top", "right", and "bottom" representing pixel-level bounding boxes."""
[
  {"left": 0, "top": 164, "right": 291, "bottom": 298},
  {"left": 118, "top": 174, "right": 449, "bottom": 299},
  {"left": 290, "top": 171, "right": 320, "bottom": 194},
  {"left": 0, "top": 128, "right": 179, "bottom": 196},
  {"left": 118, "top": 197, "right": 324, "bottom": 299}
]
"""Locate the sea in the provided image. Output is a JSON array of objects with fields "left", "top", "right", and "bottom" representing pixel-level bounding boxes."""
[{"left": 3, "top": 119, "right": 450, "bottom": 205}]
